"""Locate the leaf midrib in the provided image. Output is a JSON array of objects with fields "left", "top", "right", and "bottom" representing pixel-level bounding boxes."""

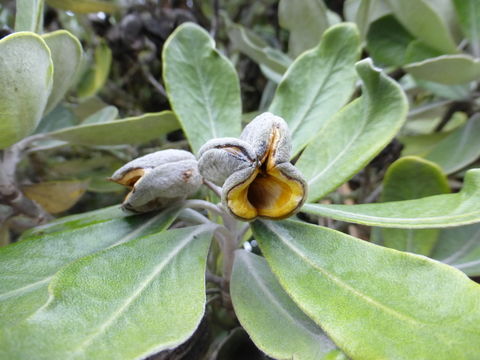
[
  {"left": 264, "top": 221, "right": 422, "bottom": 327},
  {"left": 0, "top": 214, "right": 168, "bottom": 300},
  {"left": 307, "top": 102, "right": 366, "bottom": 185},
  {"left": 441, "top": 228, "right": 480, "bottom": 264},
  {"left": 302, "top": 200, "right": 480, "bottom": 226},
  {"left": 193, "top": 59, "right": 217, "bottom": 140},
  {"left": 70, "top": 226, "right": 206, "bottom": 356},
  {"left": 289, "top": 59, "right": 334, "bottom": 137},
  {"left": 281, "top": 44, "right": 353, "bottom": 142},
  {"left": 240, "top": 254, "right": 324, "bottom": 340},
  {"left": 0, "top": 277, "right": 50, "bottom": 301}
]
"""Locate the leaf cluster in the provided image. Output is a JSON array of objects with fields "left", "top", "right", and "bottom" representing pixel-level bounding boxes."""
[{"left": 0, "top": 1, "right": 480, "bottom": 359}]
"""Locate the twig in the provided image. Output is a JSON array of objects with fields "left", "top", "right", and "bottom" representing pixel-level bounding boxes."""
[
  {"left": 140, "top": 65, "right": 167, "bottom": 97},
  {"left": 0, "top": 134, "right": 51, "bottom": 225},
  {"left": 209, "top": 0, "right": 220, "bottom": 38},
  {"left": 206, "top": 271, "right": 223, "bottom": 286},
  {"left": 364, "top": 184, "right": 383, "bottom": 204},
  {"left": 434, "top": 101, "right": 471, "bottom": 132},
  {"left": 206, "top": 288, "right": 221, "bottom": 295},
  {"left": 0, "top": 134, "right": 46, "bottom": 182},
  {"left": 206, "top": 294, "right": 221, "bottom": 306}
]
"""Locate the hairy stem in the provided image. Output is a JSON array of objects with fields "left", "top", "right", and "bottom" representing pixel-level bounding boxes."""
[
  {"left": 183, "top": 199, "right": 223, "bottom": 215},
  {"left": 183, "top": 198, "right": 241, "bottom": 302},
  {"left": 203, "top": 179, "right": 222, "bottom": 197}
]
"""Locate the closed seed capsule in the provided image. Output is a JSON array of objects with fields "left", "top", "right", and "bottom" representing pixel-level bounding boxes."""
[
  {"left": 110, "top": 149, "right": 202, "bottom": 212},
  {"left": 198, "top": 138, "right": 257, "bottom": 186}
]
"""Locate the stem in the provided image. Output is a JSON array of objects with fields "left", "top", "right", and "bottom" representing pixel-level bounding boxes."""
[
  {"left": 179, "top": 208, "right": 212, "bottom": 225},
  {"left": 214, "top": 207, "right": 239, "bottom": 285},
  {"left": 140, "top": 65, "right": 167, "bottom": 98},
  {"left": 179, "top": 208, "right": 229, "bottom": 252},
  {"left": 220, "top": 228, "right": 237, "bottom": 282},
  {"left": 184, "top": 198, "right": 241, "bottom": 305},
  {"left": 183, "top": 199, "right": 224, "bottom": 217},
  {"left": 203, "top": 179, "right": 222, "bottom": 197}
]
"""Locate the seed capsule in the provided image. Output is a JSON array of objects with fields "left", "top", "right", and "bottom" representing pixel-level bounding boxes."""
[
  {"left": 110, "top": 149, "right": 202, "bottom": 212},
  {"left": 198, "top": 112, "right": 307, "bottom": 221},
  {"left": 198, "top": 138, "right": 258, "bottom": 186}
]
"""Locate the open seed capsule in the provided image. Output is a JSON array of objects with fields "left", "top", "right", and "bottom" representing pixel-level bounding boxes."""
[
  {"left": 198, "top": 112, "right": 307, "bottom": 221},
  {"left": 110, "top": 149, "right": 202, "bottom": 212}
]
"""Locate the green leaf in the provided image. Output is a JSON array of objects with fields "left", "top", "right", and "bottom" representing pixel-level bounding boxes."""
[
  {"left": 0, "top": 209, "right": 179, "bottom": 327},
  {"left": 43, "top": 154, "right": 123, "bottom": 193},
  {"left": 355, "top": 0, "right": 390, "bottom": 39},
  {"left": 424, "top": 0, "right": 464, "bottom": 43},
  {"left": 1, "top": 225, "right": 214, "bottom": 360},
  {"left": 297, "top": 58, "right": 408, "bottom": 201},
  {"left": 404, "top": 39, "right": 444, "bottom": 63},
  {"left": 226, "top": 21, "right": 290, "bottom": 75},
  {"left": 42, "top": 30, "right": 83, "bottom": 115},
  {"left": 77, "top": 40, "right": 112, "bottom": 99},
  {"left": 278, "top": 0, "right": 329, "bottom": 57},
  {"left": 302, "top": 168, "right": 480, "bottom": 228},
  {"left": 252, "top": 219, "right": 480, "bottom": 360},
  {"left": 22, "top": 205, "right": 126, "bottom": 238},
  {"left": 382, "top": 157, "right": 450, "bottom": 201},
  {"left": 413, "top": 77, "right": 471, "bottom": 101},
  {"left": 385, "top": 0, "right": 458, "bottom": 54},
  {"left": 35, "top": 105, "right": 78, "bottom": 134},
  {"left": 73, "top": 96, "right": 111, "bottom": 119},
  {"left": 381, "top": 157, "right": 450, "bottom": 255},
  {"left": 344, "top": 0, "right": 391, "bottom": 38},
  {"left": 366, "top": 14, "right": 414, "bottom": 66},
  {"left": 81, "top": 105, "right": 118, "bottom": 125},
  {"left": 15, "top": 0, "right": 44, "bottom": 32},
  {"left": 405, "top": 55, "right": 480, "bottom": 85},
  {"left": 0, "top": 32, "right": 53, "bottom": 149},
  {"left": 269, "top": 23, "right": 361, "bottom": 156},
  {"left": 45, "top": 0, "right": 119, "bottom": 14},
  {"left": 404, "top": 110, "right": 468, "bottom": 136},
  {"left": 400, "top": 132, "right": 451, "bottom": 157},
  {"left": 453, "top": 0, "right": 480, "bottom": 57},
  {"left": 163, "top": 22, "right": 242, "bottom": 154},
  {"left": 432, "top": 223, "right": 480, "bottom": 276},
  {"left": 424, "top": 114, "right": 480, "bottom": 174},
  {"left": 22, "top": 180, "right": 90, "bottom": 214},
  {"left": 48, "top": 111, "right": 179, "bottom": 145},
  {"left": 231, "top": 250, "right": 338, "bottom": 360}
]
